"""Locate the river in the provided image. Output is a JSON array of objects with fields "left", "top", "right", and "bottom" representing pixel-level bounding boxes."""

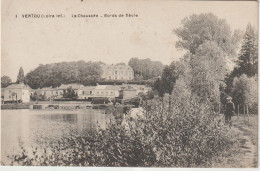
[{"left": 1, "top": 109, "right": 113, "bottom": 164}]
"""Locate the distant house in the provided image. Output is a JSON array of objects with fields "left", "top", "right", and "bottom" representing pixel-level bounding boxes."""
[
  {"left": 78, "top": 86, "right": 96, "bottom": 100},
  {"left": 93, "top": 84, "right": 121, "bottom": 99},
  {"left": 120, "top": 86, "right": 138, "bottom": 100},
  {"left": 100, "top": 64, "right": 134, "bottom": 80},
  {"left": 57, "top": 83, "right": 84, "bottom": 98},
  {"left": 40, "top": 86, "right": 59, "bottom": 100},
  {"left": 3, "top": 83, "right": 31, "bottom": 103}
]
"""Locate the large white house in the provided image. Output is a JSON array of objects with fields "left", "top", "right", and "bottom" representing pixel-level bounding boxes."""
[
  {"left": 100, "top": 64, "right": 134, "bottom": 80},
  {"left": 3, "top": 83, "right": 31, "bottom": 103}
]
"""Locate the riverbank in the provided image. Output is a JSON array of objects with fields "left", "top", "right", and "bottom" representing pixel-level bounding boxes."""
[{"left": 1, "top": 104, "right": 30, "bottom": 110}]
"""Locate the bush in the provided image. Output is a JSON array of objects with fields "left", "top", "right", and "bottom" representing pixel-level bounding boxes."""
[{"left": 8, "top": 96, "right": 237, "bottom": 167}]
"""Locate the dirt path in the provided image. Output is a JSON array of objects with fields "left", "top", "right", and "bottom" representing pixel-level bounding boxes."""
[
  {"left": 212, "top": 115, "right": 258, "bottom": 168},
  {"left": 231, "top": 125, "right": 257, "bottom": 167}
]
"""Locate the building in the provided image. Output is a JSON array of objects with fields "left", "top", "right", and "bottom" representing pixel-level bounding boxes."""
[
  {"left": 93, "top": 85, "right": 121, "bottom": 99},
  {"left": 3, "top": 83, "right": 31, "bottom": 103},
  {"left": 130, "top": 85, "right": 150, "bottom": 95},
  {"left": 101, "top": 64, "right": 134, "bottom": 80},
  {"left": 40, "top": 86, "right": 59, "bottom": 100},
  {"left": 57, "top": 83, "right": 84, "bottom": 98},
  {"left": 120, "top": 86, "right": 138, "bottom": 100},
  {"left": 78, "top": 86, "right": 96, "bottom": 100}
]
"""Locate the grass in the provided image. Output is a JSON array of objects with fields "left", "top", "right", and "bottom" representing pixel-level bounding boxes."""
[{"left": 211, "top": 114, "right": 258, "bottom": 168}]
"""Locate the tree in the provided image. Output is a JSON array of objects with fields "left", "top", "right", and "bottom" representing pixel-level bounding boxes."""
[
  {"left": 174, "top": 13, "right": 241, "bottom": 104},
  {"left": 236, "top": 23, "right": 258, "bottom": 77},
  {"left": 16, "top": 67, "right": 25, "bottom": 83},
  {"left": 63, "top": 87, "right": 78, "bottom": 99},
  {"left": 25, "top": 61, "right": 103, "bottom": 89},
  {"left": 231, "top": 74, "right": 257, "bottom": 107},
  {"left": 175, "top": 13, "right": 241, "bottom": 57},
  {"left": 153, "top": 61, "right": 180, "bottom": 97},
  {"left": 128, "top": 58, "right": 165, "bottom": 80},
  {"left": 1, "top": 75, "right": 12, "bottom": 88},
  {"left": 224, "top": 23, "right": 257, "bottom": 96},
  {"left": 189, "top": 41, "right": 227, "bottom": 103}
]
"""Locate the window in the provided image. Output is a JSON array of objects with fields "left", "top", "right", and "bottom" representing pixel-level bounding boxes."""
[
  {"left": 106, "top": 92, "right": 108, "bottom": 95},
  {"left": 97, "top": 92, "right": 99, "bottom": 95},
  {"left": 115, "top": 76, "right": 117, "bottom": 80},
  {"left": 110, "top": 92, "right": 113, "bottom": 95},
  {"left": 101, "top": 92, "right": 104, "bottom": 95},
  {"left": 9, "top": 90, "right": 11, "bottom": 93},
  {"left": 90, "top": 91, "right": 92, "bottom": 94},
  {"left": 82, "top": 91, "right": 85, "bottom": 95},
  {"left": 109, "top": 76, "right": 111, "bottom": 80},
  {"left": 115, "top": 71, "right": 118, "bottom": 74}
]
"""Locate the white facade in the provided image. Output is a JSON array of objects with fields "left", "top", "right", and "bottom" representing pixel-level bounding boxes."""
[
  {"left": 3, "top": 83, "right": 31, "bottom": 103},
  {"left": 101, "top": 64, "right": 134, "bottom": 80}
]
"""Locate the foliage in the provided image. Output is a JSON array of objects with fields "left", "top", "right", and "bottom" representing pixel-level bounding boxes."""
[
  {"left": 16, "top": 67, "right": 25, "bottom": 83},
  {"left": 25, "top": 61, "right": 103, "bottom": 89},
  {"left": 231, "top": 74, "right": 257, "bottom": 107},
  {"left": 128, "top": 58, "right": 165, "bottom": 80},
  {"left": 175, "top": 13, "right": 241, "bottom": 105},
  {"left": 175, "top": 13, "right": 241, "bottom": 57},
  {"left": 225, "top": 24, "right": 258, "bottom": 95},
  {"left": 153, "top": 61, "right": 181, "bottom": 97},
  {"left": 1, "top": 75, "right": 12, "bottom": 88},
  {"left": 189, "top": 41, "right": 227, "bottom": 104},
  {"left": 9, "top": 95, "right": 237, "bottom": 167},
  {"left": 30, "top": 92, "right": 47, "bottom": 101},
  {"left": 236, "top": 24, "right": 258, "bottom": 77},
  {"left": 63, "top": 87, "right": 78, "bottom": 99}
]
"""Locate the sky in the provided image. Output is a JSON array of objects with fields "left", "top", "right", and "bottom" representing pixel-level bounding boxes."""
[{"left": 1, "top": 0, "right": 258, "bottom": 81}]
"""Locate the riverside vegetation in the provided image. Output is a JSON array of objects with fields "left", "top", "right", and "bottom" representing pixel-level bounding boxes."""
[{"left": 8, "top": 95, "right": 239, "bottom": 167}]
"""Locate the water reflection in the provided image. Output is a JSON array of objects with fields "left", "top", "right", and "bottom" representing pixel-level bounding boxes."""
[{"left": 1, "top": 109, "right": 112, "bottom": 164}]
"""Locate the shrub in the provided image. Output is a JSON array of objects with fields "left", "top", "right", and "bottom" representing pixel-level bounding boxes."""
[{"left": 8, "top": 96, "right": 237, "bottom": 167}]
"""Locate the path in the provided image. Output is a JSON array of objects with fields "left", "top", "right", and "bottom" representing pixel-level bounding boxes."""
[{"left": 212, "top": 115, "right": 258, "bottom": 168}]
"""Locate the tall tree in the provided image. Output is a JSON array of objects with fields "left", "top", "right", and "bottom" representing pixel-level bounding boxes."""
[
  {"left": 16, "top": 67, "right": 25, "bottom": 83},
  {"left": 175, "top": 13, "right": 241, "bottom": 57},
  {"left": 1, "top": 75, "right": 12, "bottom": 88},
  {"left": 174, "top": 13, "right": 241, "bottom": 104},
  {"left": 153, "top": 61, "right": 180, "bottom": 97},
  {"left": 225, "top": 23, "right": 258, "bottom": 95},
  {"left": 236, "top": 23, "right": 258, "bottom": 77}
]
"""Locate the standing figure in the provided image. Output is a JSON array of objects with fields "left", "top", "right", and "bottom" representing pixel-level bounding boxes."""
[{"left": 225, "top": 96, "right": 235, "bottom": 126}]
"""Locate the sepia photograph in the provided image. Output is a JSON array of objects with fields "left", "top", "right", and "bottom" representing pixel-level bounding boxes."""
[{"left": 1, "top": 0, "right": 258, "bottom": 168}]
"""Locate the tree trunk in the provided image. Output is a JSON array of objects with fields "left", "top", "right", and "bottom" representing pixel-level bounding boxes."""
[{"left": 237, "top": 104, "right": 239, "bottom": 119}]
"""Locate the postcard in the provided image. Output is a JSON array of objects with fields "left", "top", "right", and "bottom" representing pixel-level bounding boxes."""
[{"left": 1, "top": 0, "right": 258, "bottom": 168}]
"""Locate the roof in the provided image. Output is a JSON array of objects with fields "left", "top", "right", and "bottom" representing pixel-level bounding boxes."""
[
  {"left": 95, "top": 85, "right": 121, "bottom": 91},
  {"left": 59, "top": 84, "right": 84, "bottom": 90},
  {"left": 5, "top": 83, "right": 31, "bottom": 90},
  {"left": 41, "top": 86, "right": 58, "bottom": 91},
  {"left": 81, "top": 86, "right": 96, "bottom": 90},
  {"left": 101, "top": 64, "right": 133, "bottom": 71}
]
